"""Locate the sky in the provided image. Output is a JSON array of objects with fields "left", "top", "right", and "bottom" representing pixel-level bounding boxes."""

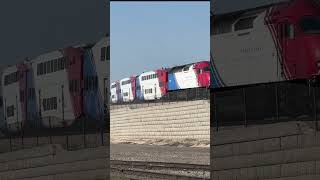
[
  {"left": 110, "top": 2, "right": 210, "bottom": 82},
  {"left": 0, "top": 0, "right": 109, "bottom": 68}
]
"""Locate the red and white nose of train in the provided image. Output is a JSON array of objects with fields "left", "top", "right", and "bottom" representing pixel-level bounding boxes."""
[
  {"left": 299, "top": 16, "right": 320, "bottom": 76},
  {"left": 271, "top": 0, "right": 320, "bottom": 79}
]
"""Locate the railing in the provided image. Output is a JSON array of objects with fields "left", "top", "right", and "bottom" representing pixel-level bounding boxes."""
[
  {"left": 0, "top": 114, "right": 109, "bottom": 153},
  {"left": 111, "top": 87, "right": 210, "bottom": 107},
  {"left": 211, "top": 79, "right": 320, "bottom": 131}
]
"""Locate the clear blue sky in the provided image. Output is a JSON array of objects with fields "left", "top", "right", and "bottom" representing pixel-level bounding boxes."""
[{"left": 110, "top": 1, "right": 209, "bottom": 82}]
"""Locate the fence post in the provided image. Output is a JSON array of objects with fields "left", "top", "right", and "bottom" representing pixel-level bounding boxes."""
[
  {"left": 9, "top": 135, "right": 12, "bottom": 152},
  {"left": 21, "top": 122, "right": 24, "bottom": 149},
  {"left": 101, "top": 128, "right": 104, "bottom": 146},
  {"left": 242, "top": 88, "right": 247, "bottom": 127},
  {"left": 275, "top": 83, "right": 279, "bottom": 122},
  {"left": 313, "top": 83, "right": 318, "bottom": 131},
  {"left": 213, "top": 92, "right": 218, "bottom": 131},
  {"left": 83, "top": 117, "right": 86, "bottom": 148},
  {"left": 49, "top": 117, "right": 52, "bottom": 144}
]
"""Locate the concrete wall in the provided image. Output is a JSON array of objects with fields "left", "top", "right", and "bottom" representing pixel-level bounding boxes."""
[
  {"left": 110, "top": 100, "right": 210, "bottom": 141},
  {"left": 0, "top": 143, "right": 109, "bottom": 180},
  {"left": 211, "top": 121, "right": 320, "bottom": 180},
  {"left": 0, "top": 133, "right": 109, "bottom": 153}
]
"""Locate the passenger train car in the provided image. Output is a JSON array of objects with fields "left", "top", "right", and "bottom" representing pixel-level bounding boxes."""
[
  {"left": 0, "top": 36, "right": 109, "bottom": 133},
  {"left": 1, "top": 63, "right": 39, "bottom": 132},
  {"left": 211, "top": 0, "right": 320, "bottom": 89},
  {"left": 111, "top": 61, "right": 210, "bottom": 103},
  {"left": 110, "top": 81, "right": 121, "bottom": 103},
  {"left": 119, "top": 77, "right": 135, "bottom": 102}
]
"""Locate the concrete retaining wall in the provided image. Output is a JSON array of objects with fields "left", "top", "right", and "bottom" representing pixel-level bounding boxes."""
[
  {"left": 211, "top": 122, "right": 320, "bottom": 180},
  {"left": 0, "top": 143, "right": 109, "bottom": 180},
  {"left": 110, "top": 100, "right": 210, "bottom": 141}
]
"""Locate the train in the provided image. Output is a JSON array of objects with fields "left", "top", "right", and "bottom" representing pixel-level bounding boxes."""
[
  {"left": 0, "top": 36, "right": 109, "bottom": 133},
  {"left": 211, "top": 0, "right": 320, "bottom": 89},
  {"left": 111, "top": 61, "right": 211, "bottom": 103}
]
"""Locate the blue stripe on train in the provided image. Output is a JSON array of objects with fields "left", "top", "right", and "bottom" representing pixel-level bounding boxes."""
[
  {"left": 168, "top": 73, "right": 180, "bottom": 91},
  {"left": 26, "top": 68, "right": 39, "bottom": 126},
  {"left": 135, "top": 76, "right": 143, "bottom": 100},
  {"left": 83, "top": 50, "right": 104, "bottom": 122}
]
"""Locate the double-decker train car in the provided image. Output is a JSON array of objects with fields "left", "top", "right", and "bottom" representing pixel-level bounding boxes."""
[
  {"left": 211, "top": 0, "right": 320, "bottom": 89},
  {"left": 1, "top": 62, "right": 39, "bottom": 132},
  {"left": 0, "top": 36, "right": 109, "bottom": 133},
  {"left": 119, "top": 77, "right": 135, "bottom": 102},
  {"left": 111, "top": 60, "right": 210, "bottom": 103},
  {"left": 30, "top": 47, "right": 83, "bottom": 128},
  {"left": 83, "top": 36, "right": 109, "bottom": 124},
  {"left": 110, "top": 81, "right": 121, "bottom": 103}
]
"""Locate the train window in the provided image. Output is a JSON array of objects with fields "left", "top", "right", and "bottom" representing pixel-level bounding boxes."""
[
  {"left": 101, "top": 47, "right": 106, "bottom": 61},
  {"left": 4, "top": 71, "right": 19, "bottom": 86},
  {"left": 54, "top": 59, "right": 58, "bottom": 72},
  {"left": 183, "top": 66, "right": 189, "bottom": 71},
  {"left": 50, "top": 60, "right": 54, "bottom": 72},
  {"left": 106, "top": 46, "right": 110, "bottom": 61},
  {"left": 43, "top": 99, "right": 47, "bottom": 111},
  {"left": 123, "top": 92, "right": 128, "bottom": 97},
  {"left": 234, "top": 16, "right": 256, "bottom": 31},
  {"left": 213, "top": 21, "right": 233, "bottom": 35},
  {"left": 20, "top": 91, "right": 24, "bottom": 102},
  {"left": 284, "top": 23, "right": 295, "bottom": 39},
  {"left": 7, "top": 105, "right": 14, "bottom": 117},
  {"left": 40, "top": 63, "right": 44, "bottom": 75},
  {"left": 300, "top": 16, "right": 320, "bottom": 34},
  {"left": 63, "top": 57, "right": 67, "bottom": 69},
  {"left": 37, "top": 64, "right": 40, "bottom": 75},
  {"left": 53, "top": 97, "right": 57, "bottom": 110},
  {"left": 203, "top": 67, "right": 210, "bottom": 72}
]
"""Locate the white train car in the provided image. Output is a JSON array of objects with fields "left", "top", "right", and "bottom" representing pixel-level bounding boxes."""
[
  {"left": 83, "top": 36, "right": 109, "bottom": 122},
  {"left": 119, "top": 77, "right": 134, "bottom": 102},
  {"left": 2, "top": 65, "right": 23, "bottom": 132},
  {"left": 138, "top": 71, "right": 162, "bottom": 100},
  {"left": 110, "top": 81, "right": 120, "bottom": 103},
  {"left": 30, "top": 47, "right": 83, "bottom": 128},
  {"left": 88, "top": 36, "right": 109, "bottom": 105}
]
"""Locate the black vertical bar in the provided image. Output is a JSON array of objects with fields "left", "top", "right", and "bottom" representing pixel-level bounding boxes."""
[
  {"left": 16, "top": 95, "right": 18, "bottom": 131},
  {"left": 83, "top": 118, "right": 86, "bottom": 148},
  {"left": 21, "top": 122, "right": 24, "bottom": 149},
  {"left": 313, "top": 84, "right": 318, "bottom": 131},
  {"left": 101, "top": 128, "right": 104, "bottom": 146},
  {"left": 62, "top": 85, "right": 65, "bottom": 124},
  {"left": 243, "top": 88, "right": 247, "bottom": 127},
  {"left": 213, "top": 91, "right": 218, "bottom": 131},
  {"left": 49, "top": 117, "right": 52, "bottom": 144},
  {"left": 275, "top": 83, "right": 279, "bottom": 122},
  {"left": 38, "top": 89, "right": 42, "bottom": 122},
  {"left": 25, "top": 69, "right": 28, "bottom": 128},
  {"left": 66, "top": 134, "right": 69, "bottom": 150},
  {"left": 9, "top": 136, "right": 12, "bottom": 152}
]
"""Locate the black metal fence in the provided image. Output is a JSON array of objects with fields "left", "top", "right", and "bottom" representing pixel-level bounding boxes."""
[
  {"left": 0, "top": 108, "right": 109, "bottom": 153},
  {"left": 111, "top": 88, "right": 210, "bottom": 106},
  {"left": 211, "top": 79, "right": 320, "bottom": 130}
]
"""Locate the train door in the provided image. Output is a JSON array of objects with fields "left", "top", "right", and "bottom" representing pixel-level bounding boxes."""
[
  {"left": 103, "top": 77, "right": 108, "bottom": 105},
  {"left": 278, "top": 18, "right": 298, "bottom": 79},
  {"left": 195, "top": 64, "right": 210, "bottom": 87}
]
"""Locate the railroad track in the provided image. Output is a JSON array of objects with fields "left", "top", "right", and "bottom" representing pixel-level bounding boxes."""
[{"left": 111, "top": 160, "right": 210, "bottom": 180}]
